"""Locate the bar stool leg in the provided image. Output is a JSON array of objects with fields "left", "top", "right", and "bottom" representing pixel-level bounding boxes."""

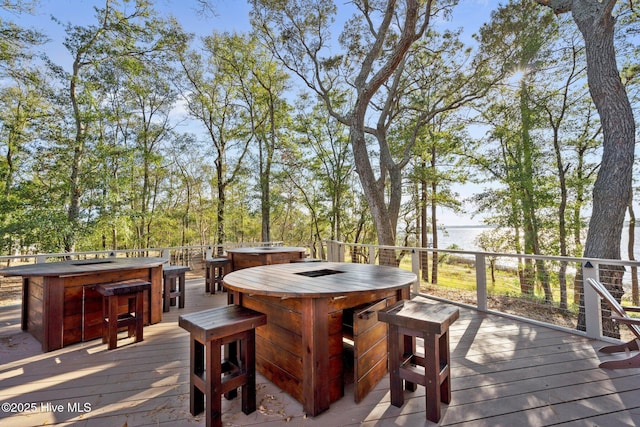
[
  {"left": 178, "top": 274, "right": 186, "bottom": 308},
  {"left": 191, "top": 339, "right": 205, "bottom": 415},
  {"left": 101, "top": 295, "right": 108, "bottom": 345},
  {"left": 205, "top": 263, "right": 212, "bottom": 293},
  {"left": 241, "top": 332, "right": 257, "bottom": 414},
  {"left": 388, "top": 324, "right": 404, "bottom": 408},
  {"left": 169, "top": 276, "right": 177, "bottom": 306},
  {"left": 107, "top": 295, "right": 118, "bottom": 350},
  {"left": 135, "top": 290, "right": 144, "bottom": 342},
  {"left": 207, "top": 339, "right": 222, "bottom": 427},
  {"left": 425, "top": 331, "right": 441, "bottom": 423},
  {"left": 163, "top": 278, "right": 171, "bottom": 312},
  {"left": 209, "top": 265, "right": 217, "bottom": 295},
  {"left": 440, "top": 330, "right": 452, "bottom": 404},
  {"left": 217, "top": 264, "right": 226, "bottom": 292}
]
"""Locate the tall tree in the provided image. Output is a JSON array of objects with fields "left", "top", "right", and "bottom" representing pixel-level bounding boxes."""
[
  {"left": 251, "top": 0, "right": 497, "bottom": 265},
  {"left": 176, "top": 31, "right": 253, "bottom": 249},
  {"left": 250, "top": 0, "right": 439, "bottom": 259},
  {"left": 470, "top": 0, "right": 558, "bottom": 300},
  {"left": 218, "top": 33, "right": 290, "bottom": 243},
  {"left": 52, "top": 0, "right": 170, "bottom": 252},
  {"left": 0, "top": 1, "right": 48, "bottom": 254},
  {"left": 536, "top": 26, "right": 597, "bottom": 309},
  {"left": 536, "top": 0, "right": 636, "bottom": 336},
  {"left": 290, "top": 96, "right": 355, "bottom": 253}
]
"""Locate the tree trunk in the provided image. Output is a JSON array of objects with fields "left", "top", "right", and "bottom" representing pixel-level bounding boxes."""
[
  {"left": 350, "top": 124, "right": 396, "bottom": 264},
  {"left": 537, "top": 0, "right": 635, "bottom": 335},
  {"left": 577, "top": 2, "right": 634, "bottom": 337},
  {"left": 420, "top": 169, "right": 429, "bottom": 281},
  {"left": 66, "top": 60, "right": 85, "bottom": 253},
  {"left": 430, "top": 169, "right": 439, "bottom": 285}
]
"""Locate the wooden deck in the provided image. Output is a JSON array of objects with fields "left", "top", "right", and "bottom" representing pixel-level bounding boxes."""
[{"left": 1, "top": 277, "right": 640, "bottom": 426}]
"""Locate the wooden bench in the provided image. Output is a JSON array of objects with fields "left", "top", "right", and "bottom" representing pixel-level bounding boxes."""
[
  {"left": 179, "top": 305, "right": 267, "bottom": 427},
  {"left": 162, "top": 265, "right": 190, "bottom": 312},
  {"left": 95, "top": 279, "right": 151, "bottom": 350},
  {"left": 205, "top": 257, "right": 231, "bottom": 294},
  {"left": 378, "top": 297, "right": 459, "bottom": 423}
]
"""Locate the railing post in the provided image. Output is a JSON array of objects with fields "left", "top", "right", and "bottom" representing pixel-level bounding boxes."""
[
  {"left": 582, "top": 261, "right": 602, "bottom": 340},
  {"left": 161, "top": 248, "right": 171, "bottom": 261},
  {"left": 327, "top": 240, "right": 343, "bottom": 262},
  {"left": 36, "top": 255, "right": 46, "bottom": 264},
  {"left": 411, "top": 249, "right": 420, "bottom": 294},
  {"left": 369, "top": 246, "right": 376, "bottom": 264},
  {"left": 475, "top": 253, "right": 487, "bottom": 312}
]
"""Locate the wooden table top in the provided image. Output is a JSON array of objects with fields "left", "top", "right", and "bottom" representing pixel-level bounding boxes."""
[
  {"left": 225, "top": 246, "right": 307, "bottom": 254},
  {"left": 0, "top": 257, "right": 167, "bottom": 277},
  {"left": 223, "top": 262, "right": 417, "bottom": 298}
]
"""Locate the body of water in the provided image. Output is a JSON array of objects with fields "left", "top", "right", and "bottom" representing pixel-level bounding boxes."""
[{"left": 435, "top": 225, "right": 640, "bottom": 260}]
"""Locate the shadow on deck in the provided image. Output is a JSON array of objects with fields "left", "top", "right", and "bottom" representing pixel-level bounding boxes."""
[{"left": 1, "top": 278, "right": 640, "bottom": 426}]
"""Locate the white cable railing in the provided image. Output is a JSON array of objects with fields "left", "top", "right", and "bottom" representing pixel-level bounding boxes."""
[
  {"left": 2, "top": 240, "right": 638, "bottom": 345},
  {"left": 324, "top": 240, "right": 640, "bottom": 344}
]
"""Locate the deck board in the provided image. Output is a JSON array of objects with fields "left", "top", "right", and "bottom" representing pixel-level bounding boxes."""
[{"left": 2, "top": 278, "right": 640, "bottom": 426}]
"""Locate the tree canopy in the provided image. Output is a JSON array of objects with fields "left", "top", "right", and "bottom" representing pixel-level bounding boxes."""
[{"left": 0, "top": 0, "right": 638, "bottom": 272}]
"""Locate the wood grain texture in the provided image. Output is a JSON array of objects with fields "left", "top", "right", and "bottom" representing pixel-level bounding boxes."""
[
  {"left": 0, "top": 257, "right": 166, "bottom": 351},
  {"left": 224, "top": 262, "right": 416, "bottom": 416}
]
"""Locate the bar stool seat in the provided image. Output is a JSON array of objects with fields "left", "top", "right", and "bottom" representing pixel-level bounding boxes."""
[
  {"left": 205, "top": 257, "right": 231, "bottom": 294},
  {"left": 378, "top": 297, "right": 459, "bottom": 423},
  {"left": 96, "top": 279, "right": 151, "bottom": 350},
  {"left": 179, "top": 305, "right": 267, "bottom": 427},
  {"left": 163, "top": 265, "right": 190, "bottom": 312}
]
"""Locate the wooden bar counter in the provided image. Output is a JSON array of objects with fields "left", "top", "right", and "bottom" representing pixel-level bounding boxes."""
[
  {"left": 226, "top": 246, "right": 307, "bottom": 271},
  {"left": 0, "top": 257, "right": 166, "bottom": 352},
  {"left": 223, "top": 262, "right": 417, "bottom": 416}
]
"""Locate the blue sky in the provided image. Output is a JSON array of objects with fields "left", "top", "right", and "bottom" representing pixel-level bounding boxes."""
[
  {"left": 7, "top": 0, "right": 502, "bottom": 226},
  {"left": 11, "top": 0, "right": 498, "bottom": 66}
]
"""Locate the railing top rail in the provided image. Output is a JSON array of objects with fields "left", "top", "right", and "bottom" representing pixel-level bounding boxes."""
[
  {"left": 2, "top": 240, "right": 638, "bottom": 269},
  {"left": 332, "top": 240, "right": 640, "bottom": 268},
  {"left": 0, "top": 242, "right": 286, "bottom": 263}
]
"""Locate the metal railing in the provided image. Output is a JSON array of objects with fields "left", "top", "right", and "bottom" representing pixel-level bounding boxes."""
[
  {"left": 2, "top": 240, "right": 638, "bottom": 345},
  {"left": 325, "top": 240, "right": 640, "bottom": 344},
  {"left": 0, "top": 242, "right": 284, "bottom": 266}
]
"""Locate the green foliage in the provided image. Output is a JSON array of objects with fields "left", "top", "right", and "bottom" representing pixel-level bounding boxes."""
[{"left": 0, "top": 0, "right": 637, "bottom": 269}]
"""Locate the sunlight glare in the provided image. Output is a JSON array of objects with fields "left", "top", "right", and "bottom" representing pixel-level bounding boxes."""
[
  {"left": 0, "top": 367, "right": 24, "bottom": 380},
  {"left": 1, "top": 363, "right": 116, "bottom": 399}
]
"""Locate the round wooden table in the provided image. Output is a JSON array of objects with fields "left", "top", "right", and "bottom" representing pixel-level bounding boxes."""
[
  {"left": 223, "top": 262, "right": 417, "bottom": 416},
  {"left": 225, "top": 246, "right": 307, "bottom": 270}
]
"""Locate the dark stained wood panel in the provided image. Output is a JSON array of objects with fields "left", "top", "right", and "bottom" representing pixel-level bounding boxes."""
[
  {"left": 224, "top": 262, "right": 415, "bottom": 416},
  {"left": 2, "top": 278, "right": 640, "bottom": 426},
  {"left": 227, "top": 246, "right": 307, "bottom": 271},
  {"left": 0, "top": 257, "right": 165, "bottom": 351}
]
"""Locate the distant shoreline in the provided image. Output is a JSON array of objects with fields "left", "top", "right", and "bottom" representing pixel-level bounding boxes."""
[{"left": 439, "top": 224, "right": 493, "bottom": 229}]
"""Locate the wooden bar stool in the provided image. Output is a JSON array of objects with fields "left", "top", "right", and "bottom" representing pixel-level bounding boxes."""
[
  {"left": 163, "top": 265, "right": 190, "bottom": 312},
  {"left": 96, "top": 279, "right": 151, "bottom": 350},
  {"left": 378, "top": 297, "right": 459, "bottom": 423},
  {"left": 205, "top": 257, "right": 231, "bottom": 294},
  {"left": 179, "top": 305, "right": 267, "bottom": 427}
]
